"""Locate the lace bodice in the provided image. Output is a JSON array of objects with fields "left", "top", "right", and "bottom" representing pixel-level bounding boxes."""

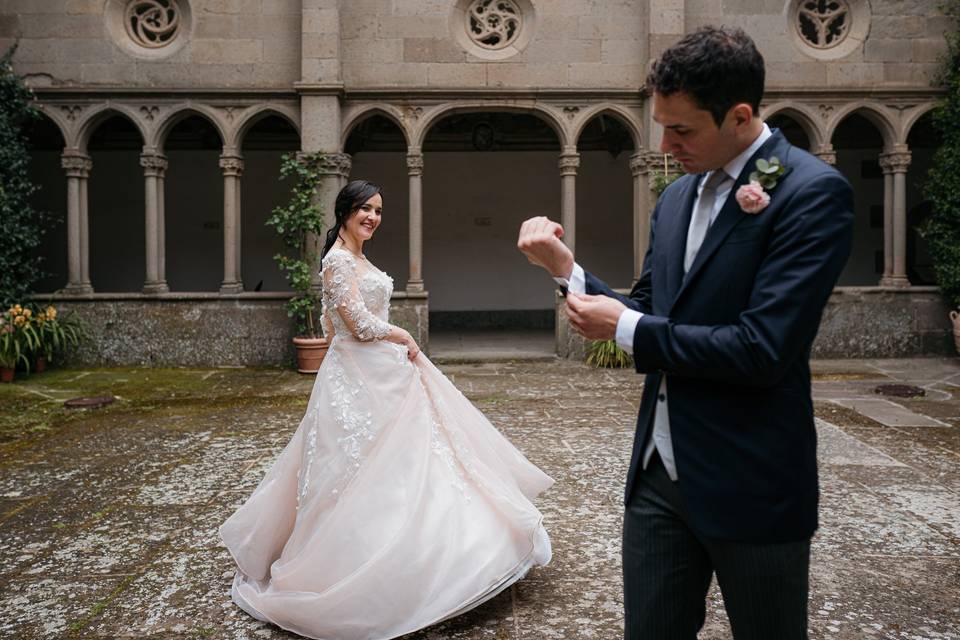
[{"left": 320, "top": 248, "right": 393, "bottom": 341}]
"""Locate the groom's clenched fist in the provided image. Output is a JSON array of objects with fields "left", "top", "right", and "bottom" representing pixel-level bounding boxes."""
[{"left": 517, "top": 217, "right": 574, "bottom": 278}]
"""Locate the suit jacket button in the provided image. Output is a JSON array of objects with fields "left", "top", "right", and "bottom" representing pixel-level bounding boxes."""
[{"left": 658, "top": 393, "right": 666, "bottom": 402}]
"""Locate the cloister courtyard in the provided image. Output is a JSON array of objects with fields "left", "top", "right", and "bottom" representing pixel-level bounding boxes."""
[{"left": 0, "top": 356, "right": 958, "bottom": 639}]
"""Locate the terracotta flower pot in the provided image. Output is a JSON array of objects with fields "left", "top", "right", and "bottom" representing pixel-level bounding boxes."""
[
  {"left": 0, "top": 367, "right": 13, "bottom": 383},
  {"left": 292, "top": 337, "right": 329, "bottom": 374},
  {"left": 34, "top": 356, "right": 47, "bottom": 374},
  {"left": 951, "top": 310, "right": 960, "bottom": 355}
]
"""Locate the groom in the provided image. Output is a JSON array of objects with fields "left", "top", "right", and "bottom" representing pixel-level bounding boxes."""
[{"left": 519, "top": 26, "right": 853, "bottom": 639}]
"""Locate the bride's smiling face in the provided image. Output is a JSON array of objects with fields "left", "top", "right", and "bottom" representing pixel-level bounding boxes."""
[{"left": 344, "top": 193, "right": 383, "bottom": 243}]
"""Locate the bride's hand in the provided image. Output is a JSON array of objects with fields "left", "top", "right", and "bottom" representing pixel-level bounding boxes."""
[{"left": 388, "top": 327, "right": 420, "bottom": 361}]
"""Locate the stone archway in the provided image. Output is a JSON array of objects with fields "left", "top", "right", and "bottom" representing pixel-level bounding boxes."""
[
  {"left": 87, "top": 113, "right": 146, "bottom": 293},
  {"left": 161, "top": 114, "right": 225, "bottom": 292},
  {"left": 575, "top": 113, "right": 635, "bottom": 289},
  {"left": 239, "top": 114, "right": 301, "bottom": 292},
  {"left": 24, "top": 113, "right": 68, "bottom": 293},
  {"left": 832, "top": 112, "right": 885, "bottom": 286},
  {"left": 344, "top": 114, "right": 411, "bottom": 286},
  {"left": 421, "top": 111, "right": 561, "bottom": 335}
]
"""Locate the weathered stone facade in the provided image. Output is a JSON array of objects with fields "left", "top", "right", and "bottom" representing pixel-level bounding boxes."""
[{"left": 4, "top": 0, "right": 955, "bottom": 364}]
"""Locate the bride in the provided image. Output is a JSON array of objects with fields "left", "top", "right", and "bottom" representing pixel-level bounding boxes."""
[{"left": 219, "top": 179, "right": 553, "bottom": 640}]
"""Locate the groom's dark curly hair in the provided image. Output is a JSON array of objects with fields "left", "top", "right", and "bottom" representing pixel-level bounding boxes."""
[{"left": 647, "top": 26, "right": 765, "bottom": 128}]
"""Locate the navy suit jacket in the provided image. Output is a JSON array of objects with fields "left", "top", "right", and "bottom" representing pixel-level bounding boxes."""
[{"left": 585, "top": 130, "right": 854, "bottom": 543}]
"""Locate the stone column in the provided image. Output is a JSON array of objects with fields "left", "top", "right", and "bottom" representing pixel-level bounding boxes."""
[
  {"left": 299, "top": 152, "right": 352, "bottom": 291},
  {"left": 815, "top": 143, "right": 837, "bottom": 166},
  {"left": 407, "top": 150, "right": 424, "bottom": 292},
  {"left": 219, "top": 155, "right": 244, "bottom": 294},
  {"left": 61, "top": 152, "right": 93, "bottom": 295},
  {"left": 878, "top": 153, "right": 896, "bottom": 285},
  {"left": 558, "top": 149, "right": 580, "bottom": 254},
  {"left": 140, "top": 153, "right": 170, "bottom": 294},
  {"left": 882, "top": 148, "right": 911, "bottom": 287},
  {"left": 630, "top": 152, "right": 651, "bottom": 284}
]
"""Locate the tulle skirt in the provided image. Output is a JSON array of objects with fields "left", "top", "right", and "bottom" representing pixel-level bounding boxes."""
[{"left": 219, "top": 335, "right": 553, "bottom": 640}]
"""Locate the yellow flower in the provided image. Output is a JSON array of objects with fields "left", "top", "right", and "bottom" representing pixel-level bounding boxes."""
[
  {"left": 13, "top": 316, "right": 25, "bottom": 326},
  {"left": 22, "top": 308, "right": 32, "bottom": 318},
  {"left": 47, "top": 307, "right": 57, "bottom": 320},
  {"left": 13, "top": 304, "right": 22, "bottom": 314}
]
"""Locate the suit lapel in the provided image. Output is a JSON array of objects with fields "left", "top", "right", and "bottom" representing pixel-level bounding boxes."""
[
  {"left": 669, "top": 131, "right": 790, "bottom": 312},
  {"left": 664, "top": 175, "right": 701, "bottom": 306}
]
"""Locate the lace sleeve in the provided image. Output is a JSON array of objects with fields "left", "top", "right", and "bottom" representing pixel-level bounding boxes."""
[{"left": 322, "top": 251, "right": 392, "bottom": 342}]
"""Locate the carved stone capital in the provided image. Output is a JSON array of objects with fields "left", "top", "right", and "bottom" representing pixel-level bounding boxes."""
[
  {"left": 629, "top": 152, "right": 649, "bottom": 176},
  {"left": 61, "top": 153, "right": 92, "bottom": 178},
  {"left": 298, "top": 152, "right": 352, "bottom": 178},
  {"left": 879, "top": 150, "right": 911, "bottom": 173},
  {"left": 815, "top": 144, "right": 836, "bottom": 166},
  {"left": 218, "top": 155, "right": 244, "bottom": 176},
  {"left": 558, "top": 153, "right": 580, "bottom": 176},
  {"left": 140, "top": 153, "right": 169, "bottom": 177},
  {"left": 406, "top": 153, "right": 424, "bottom": 176},
  {"left": 645, "top": 151, "right": 681, "bottom": 175}
]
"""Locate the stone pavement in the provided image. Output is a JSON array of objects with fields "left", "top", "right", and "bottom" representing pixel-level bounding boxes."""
[{"left": 0, "top": 357, "right": 958, "bottom": 639}]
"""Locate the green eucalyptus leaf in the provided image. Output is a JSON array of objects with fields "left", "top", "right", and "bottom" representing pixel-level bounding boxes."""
[{"left": 755, "top": 158, "right": 770, "bottom": 172}]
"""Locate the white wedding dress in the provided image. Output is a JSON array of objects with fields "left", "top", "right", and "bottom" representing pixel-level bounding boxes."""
[{"left": 219, "top": 247, "right": 553, "bottom": 640}]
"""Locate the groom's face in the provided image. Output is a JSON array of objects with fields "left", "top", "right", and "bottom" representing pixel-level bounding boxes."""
[{"left": 653, "top": 91, "right": 740, "bottom": 174}]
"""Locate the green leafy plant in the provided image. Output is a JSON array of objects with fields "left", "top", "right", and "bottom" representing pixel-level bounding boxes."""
[
  {"left": 0, "top": 44, "right": 53, "bottom": 309},
  {"left": 748, "top": 156, "right": 786, "bottom": 190},
  {"left": 649, "top": 154, "right": 683, "bottom": 197},
  {"left": 265, "top": 152, "right": 326, "bottom": 338},
  {"left": 0, "top": 304, "right": 39, "bottom": 372},
  {"left": 586, "top": 339, "right": 633, "bottom": 368},
  {"left": 924, "top": 0, "right": 960, "bottom": 310},
  {"left": 32, "top": 303, "right": 83, "bottom": 364}
]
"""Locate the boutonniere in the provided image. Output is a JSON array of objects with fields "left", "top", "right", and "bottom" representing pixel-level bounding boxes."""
[{"left": 736, "top": 156, "right": 786, "bottom": 214}]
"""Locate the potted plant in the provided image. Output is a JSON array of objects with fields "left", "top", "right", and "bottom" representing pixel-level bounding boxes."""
[
  {"left": 1, "top": 304, "right": 37, "bottom": 382},
  {"left": 923, "top": 0, "right": 960, "bottom": 354},
  {"left": 265, "top": 152, "right": 328, "bottom": 373},
  {"left": 32, "top": 304, "right": 83, "bottom": 372}
]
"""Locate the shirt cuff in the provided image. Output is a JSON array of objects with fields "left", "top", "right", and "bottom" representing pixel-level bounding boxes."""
[
  {"left": 616, "top": 309, "right": 643, "bottom": 355},
  {"left": 556, "top": 263, "right": 585, "bottom": 295}
]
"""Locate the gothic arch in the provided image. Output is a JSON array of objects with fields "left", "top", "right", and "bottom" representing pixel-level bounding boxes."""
[
  {"left": 827, "top": 103, "right": 897, "bottom": 150},
  {"left": 154, "top": 104, "right": 228, "bottom": 151},
  {"left": 76, "top": 104, "right": 148, "bottom": 151},
  {"left": 570, "top": 104, "right": 643, "bottom": 151},
  {"left": 231, "top": 104, "right": 301, "bottom": 150},
  {"left": 761, "top": 103, "right": 823, "bottom": 150},
  {"left": 341, "top": 104, "right": 411, "bottom": 150},
  {"left": 412, "top": 102, "right": 569, "bottom": 149}
]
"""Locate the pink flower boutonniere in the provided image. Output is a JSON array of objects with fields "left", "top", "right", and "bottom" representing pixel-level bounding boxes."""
[{"left": 736, "top": 156, "right": 785, "bottom": 214}]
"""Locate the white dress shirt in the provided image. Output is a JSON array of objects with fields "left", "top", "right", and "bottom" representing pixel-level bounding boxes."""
[{"left": 557, "top": 123, "right": 772, "bottom": 481}]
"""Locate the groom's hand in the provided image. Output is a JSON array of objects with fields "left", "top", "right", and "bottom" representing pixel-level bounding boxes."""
[
  {"left": 517, "top": 217, "right": 574, "bottom": 278},
  {"left": 565, "top": 292, "right": 625, "bottom": 341}
]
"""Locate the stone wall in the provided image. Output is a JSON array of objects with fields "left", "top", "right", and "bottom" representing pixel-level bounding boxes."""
[
  {"left": 44, "top": 293, "right": 430, "bottom": 367},
  {"left": 0, "top": 0, "right": 302, "bottom": 89},
  {"left": 558, "top": 287, "right": 956, "bottom": 362},
  {"left": 338, "top": 0, "right": 648, "bottom": 89}
]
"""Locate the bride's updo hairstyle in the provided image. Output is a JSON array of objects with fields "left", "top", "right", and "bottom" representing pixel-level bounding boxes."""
[{"left": 321, "top": 179, "right": 383, "bottom": 260}]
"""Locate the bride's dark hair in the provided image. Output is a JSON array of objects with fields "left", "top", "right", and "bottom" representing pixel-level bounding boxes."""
[{"left": 321, "top": 179, "right": 383, "bottom": 260}]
